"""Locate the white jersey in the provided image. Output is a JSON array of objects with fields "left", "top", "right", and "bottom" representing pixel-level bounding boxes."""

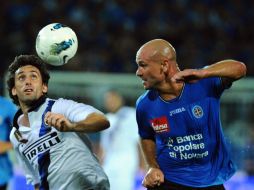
[
  {"left": 101, "top": 107, "right": 139, "bottom": 190},
  {"left": 10, "top": 98, "right": 109, "bottom": 190}
]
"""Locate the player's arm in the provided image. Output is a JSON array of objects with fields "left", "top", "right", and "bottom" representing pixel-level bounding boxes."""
[
  {"left": 140, "top": 138, "right": 164, "bottom": 188},
  {"left": 171, "top": 59, "right": 246, "bottom": 85},
  {"left": 44, "top": 112, "right": 110, "bottom": 132},
  {"left": 0, "top": 141, "right": 13, "bottom": 153}
]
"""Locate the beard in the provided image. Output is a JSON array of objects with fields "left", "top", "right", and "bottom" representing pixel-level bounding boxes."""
[
  {"left": 19, "top": 94, "right": 47, "bottom": 111},
  {"left": 25, "top": 98, "right": 38, "bottom": 107}
]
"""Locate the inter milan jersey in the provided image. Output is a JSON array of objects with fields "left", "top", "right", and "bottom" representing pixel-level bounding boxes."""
[
  {"left": 136, "top": 77, "right": 235, "bottom": 187},
  {"left": 10, "top": 98, "right": 109, "bottom": 190}
]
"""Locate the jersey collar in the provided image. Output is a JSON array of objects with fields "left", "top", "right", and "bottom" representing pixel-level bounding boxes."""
[{"left": 12, "top": 95, "right": 47, "bottom": 130}]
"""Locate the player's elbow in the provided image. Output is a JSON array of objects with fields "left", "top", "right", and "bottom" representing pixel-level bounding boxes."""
[
  {"left": 91, "top": 117, "right": 110, "bottom": 132},
  {"left": 103, "top": 118, "right": 110, "bottom": 130},
  {"left": 99, "top": 115, "right": 110, "bottom": 131},
  {"left": 236, "top": 61, "right": 247, "bottom": 79},
  {"left": 234, "top": 61, "right": 247, "bottom": 80}
]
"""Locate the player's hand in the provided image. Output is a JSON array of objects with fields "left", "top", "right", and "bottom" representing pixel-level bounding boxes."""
[
  {"left": 171, "top": 69, "right": 205, "bottom": 83},
  {"left": 44, "top": 112, "right": 74, "bottom": 132},
  {"left": 142, "top": 167, "right": 164, "bottom": 188}
]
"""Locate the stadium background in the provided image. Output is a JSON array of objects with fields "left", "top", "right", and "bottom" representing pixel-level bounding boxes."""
[{"left": 1, "top": 1, "right": 254, "bottom": 189}]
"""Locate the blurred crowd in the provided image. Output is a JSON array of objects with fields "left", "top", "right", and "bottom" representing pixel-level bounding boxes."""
[
  {"left": 0, "top": 1, "right": 254, "bottom": 189},
  {"left": 0, "top": 0, "right": 254, "bottom": 93}
]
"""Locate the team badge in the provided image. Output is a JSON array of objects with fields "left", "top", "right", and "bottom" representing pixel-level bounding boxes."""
[
  {"left": 150, "top": 116, "right": 170, "bottom": 133},
  {"left": 192, "top": 105, "right": 203, "bottom": 118}
]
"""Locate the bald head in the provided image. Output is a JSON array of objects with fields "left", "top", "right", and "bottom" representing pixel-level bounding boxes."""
[{"left": 136, "top": 39, "right": 176, "bottom": 63}]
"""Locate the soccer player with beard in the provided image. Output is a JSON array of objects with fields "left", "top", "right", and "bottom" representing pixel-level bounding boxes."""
[{"left": 7, "top": 55, "right": 110, "bottom": 190}]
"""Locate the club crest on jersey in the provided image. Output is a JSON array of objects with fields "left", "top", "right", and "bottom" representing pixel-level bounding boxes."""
[
  {"left": 150, "top": 116, "right": 170, "bottom": 133},
  {"left": 192, "top": 105, "right": 203, "bottom": 118}
]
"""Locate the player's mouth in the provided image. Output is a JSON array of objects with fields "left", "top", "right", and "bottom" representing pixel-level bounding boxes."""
[
  {"left": 141, "top": 79, "right": 147, "bottom": 85},
  {"left": 24, "top": 88, "right": 33, "bottom": 93}
]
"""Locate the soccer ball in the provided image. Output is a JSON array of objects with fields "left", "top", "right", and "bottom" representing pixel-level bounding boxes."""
[{"left": 35, "top": 23, "right": 78, "bottom": 66}]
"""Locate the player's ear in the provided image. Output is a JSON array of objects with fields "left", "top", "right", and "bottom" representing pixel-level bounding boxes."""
[
  {"left": 12, "top": 87, "right": 17, "bottom": 96},
  {"left": 42, "top": 84, "right": 48, "bottom": 93},
  {"left": 161, "top": 60, "right": 169, "bottom": 72}
]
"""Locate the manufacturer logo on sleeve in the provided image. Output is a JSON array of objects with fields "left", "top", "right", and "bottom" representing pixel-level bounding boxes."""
[{"left": 150, "top": 116, "right": 170, "bottom": 133}]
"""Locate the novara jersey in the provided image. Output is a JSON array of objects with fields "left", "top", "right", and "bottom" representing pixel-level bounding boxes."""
[
  {"left": 136, "top": 77, "right": 236, "bottom": 187},
  {"left": 10, "top": 97, "right": 109, "bottom": 190}
]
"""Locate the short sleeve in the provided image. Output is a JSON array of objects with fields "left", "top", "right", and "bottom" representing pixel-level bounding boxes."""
[{"left": 136, "top": 101, "right": 155, "bottom": 140}]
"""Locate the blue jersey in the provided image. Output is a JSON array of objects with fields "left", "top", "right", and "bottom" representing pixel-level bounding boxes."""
[
  {"left": 136, "top": 77, "right": 235, "bottom": 187},
  {"left": 0, "top": 97, "right": 16, "bottom": 185}
]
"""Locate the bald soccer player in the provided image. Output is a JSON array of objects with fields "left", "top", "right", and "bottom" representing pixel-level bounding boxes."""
[{"left": 135, "top": 39, "right": 246, "bottom": 190}]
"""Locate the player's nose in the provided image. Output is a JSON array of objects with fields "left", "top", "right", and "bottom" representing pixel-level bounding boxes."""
[{"left": 136, "top": 67, "right": 143, "bottom": 77}]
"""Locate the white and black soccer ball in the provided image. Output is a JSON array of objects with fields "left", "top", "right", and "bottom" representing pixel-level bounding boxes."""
[{"left": 35, "top": 23, "right": 78, "bottom": 66}]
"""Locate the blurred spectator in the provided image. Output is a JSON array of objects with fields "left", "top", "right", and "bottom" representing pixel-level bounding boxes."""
[
  {"left": 0, "top": 1, "right": 253, "bottom": 94},
  {"left": 0, "top": 96, "right": 16, "bottom": 190},
  {"left": 100, "top": 89, "right": 144, "bottom": 190}
]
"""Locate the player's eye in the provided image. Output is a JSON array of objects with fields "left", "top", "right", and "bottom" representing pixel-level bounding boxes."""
[
  {"left": 139, "top": 63, "right": 147, "bottom": 68},
  {"left": 18, "top": 75, "right": 25, "bottom": 81},
  {"left": 31, "top": 74, "right": 38, "bottom": 80}
]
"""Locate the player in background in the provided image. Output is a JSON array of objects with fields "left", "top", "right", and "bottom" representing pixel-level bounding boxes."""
[
  {"left": 100, "top": 89, "right": 144, "bottom": 190},
  {"left": 135, "top": 39, "right": 246, "bottom": 190},
  {"left": 6, "top": 54, "right": 110, "bottom": 190},
  {"left": 0, "top": 96, "right": 17, "bottom": 190}
]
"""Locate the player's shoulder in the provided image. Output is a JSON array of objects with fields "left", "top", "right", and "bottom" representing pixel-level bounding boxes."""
[
  {"left": 51, "top": 97, "right": 78, "bottom": 107},
  {"left": 186, "top": 77, "right": 221, "bottom": 90},
  {"left": 9, "top": 128, "right": 20, "bottom": 146},
  {"left": 50, "top": 97, "right": 96, "bottom": 114},
  {"left": 0, "top": 96, "right": 14, "bottom": 106},
  {"left": 136, "top": 90, "right": 158, "bottom": 107},
  {"left": 0, "top": 96, "right": 6, "bottom": 102},
  {"left": 201, "top": 76, "right": 220, "bottom": 84}
]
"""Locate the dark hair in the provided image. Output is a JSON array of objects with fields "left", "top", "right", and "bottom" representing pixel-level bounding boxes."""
[{"left": 7, "top": 55, "right": 50, "bottom": 105}]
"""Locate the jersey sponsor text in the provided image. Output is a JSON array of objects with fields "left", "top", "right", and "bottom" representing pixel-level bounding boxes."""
[
  {"left": 151, "top": 116, "right": 169, "bottom": 133},
  {"left": 23, "top": 132, "right": 61, "bottom": 161},
  {"left": 169, "top": 107, "right": 186, "bottom": 116},
  {"left": 167, "top": 133, "right": 209, "bottom": 160}
]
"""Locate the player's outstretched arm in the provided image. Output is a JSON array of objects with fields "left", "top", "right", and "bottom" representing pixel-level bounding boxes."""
[
  {"left": 171, "top": 59, "right": 246, "bottom": 84},
  {"left": 44, "top": 112, "right": 110, "bottom": 132},
  {"left": 141, "top": 139, "right": 164, "bottom": 188}
]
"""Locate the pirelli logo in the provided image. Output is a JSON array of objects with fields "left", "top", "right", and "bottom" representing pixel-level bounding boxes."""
[{"left": 23, "top": 132, "right": 61, "bottom": 161}]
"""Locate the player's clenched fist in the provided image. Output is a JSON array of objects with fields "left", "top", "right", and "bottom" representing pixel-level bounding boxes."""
[
  {"left": 44, "top": 112, "right": 74, "bottom": 131},
  {"left": 142, "top": 167, "right": 164, "bottom": 188}
]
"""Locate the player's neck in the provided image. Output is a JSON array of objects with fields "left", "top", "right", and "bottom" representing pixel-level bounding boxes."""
[
  {"left": 158, "top": 82, "right": 184, "bottom": 101},
  {"left": 19, "top": 103, "right": 30, "bottom": 115},
  {"left": 20, "top": 113, "right": 30, "bottom": 127}
]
